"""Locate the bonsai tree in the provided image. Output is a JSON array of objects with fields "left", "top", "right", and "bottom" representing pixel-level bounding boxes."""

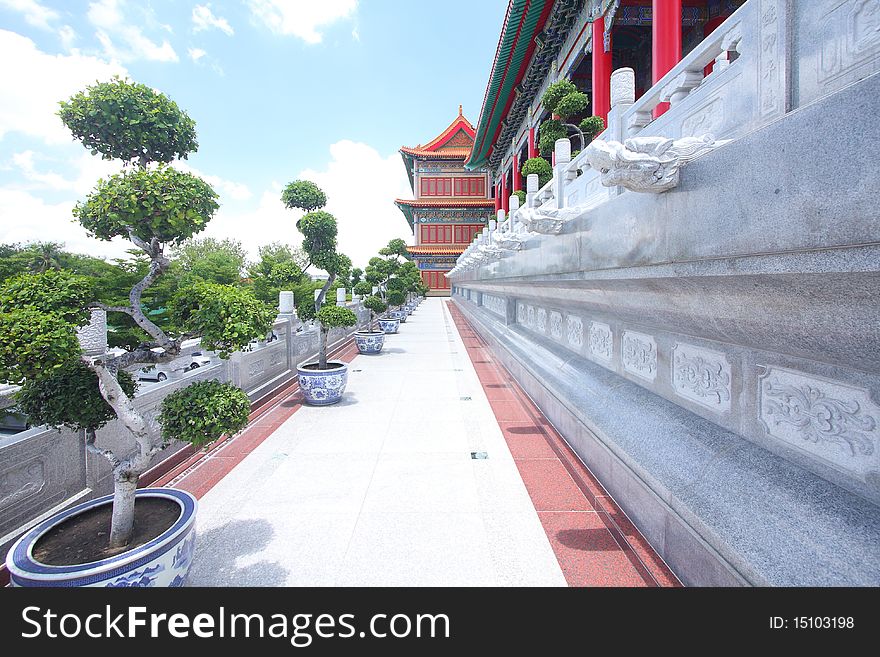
[
  {"left": 539, "top": 79, "right": 590, "bottom": 152},
  {"left": 579, "top": 115, "right": 606, "bottom": 143},
  {"left": 363, "top": 238, "right": 412, "bottom": 310},
  {"left": 0, "top": 78, "right": 274, "bottom": 552},
  {"left": 362, "top": 295, "right": 387, "bottom": 331},
  {"left": 521, "top": 157, "right": 553, "bottom": 189},
  {"left": 281, "top": 181, "right": 357, "bottom": 369},
  {"left": 352, "top": 281, "right": 378, "bottom": 330}
]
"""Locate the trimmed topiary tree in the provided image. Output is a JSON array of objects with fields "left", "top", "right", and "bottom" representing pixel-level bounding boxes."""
[
  {"left": 364, "top": 238, "right": 412, "bottom": 313},
  {"left": 363, "top": 295, "right": 387, "bottom": 331},
  {"left": 521, "top": 157, "right": 553, "bottom": 189},
  {"left": 282, "top": 180, "right": 357, "bottom": 369},
  {"left": 0, "top": 78, "right": 275, "bottom": 552},
  {"left": 540, "top": 78, "right": 592, "bottom": 152},
  {"left": 579, "top": 116, "right": 606, "bottom": 142}
]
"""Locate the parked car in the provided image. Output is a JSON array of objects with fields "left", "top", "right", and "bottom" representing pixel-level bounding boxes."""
[
  {"left": 138, "top": 365, "right": 172, "bottom": 382},
  {"left": 188, "top": 352, "right": 211, "bottom": 370},
  {"left": 0, "top": 407, "right": 30, "bottom": 434}
]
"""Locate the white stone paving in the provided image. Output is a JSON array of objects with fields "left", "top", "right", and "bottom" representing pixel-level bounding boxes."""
[{"left": 188, "top": 298, "right": 565, "bottom": 587}]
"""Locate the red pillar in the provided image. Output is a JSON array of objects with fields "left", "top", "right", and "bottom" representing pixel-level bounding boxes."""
[
  {"left": 652, "top": 0, "right": 682, "bottom": 117},
  {"left": 501, "top": 170, "right": 509, "bottom": 215},
  {"left": 527, "top": 126, "right": 536, "bottom": 160},
  {"left": 494, "top": 182, "right": 501, "bottom": 214},
  {"left": 592, "top": 15, "right": 612, "bottom": 122},
  {"left": 512, "top": 154, "right": 521, "bottom": 192}
]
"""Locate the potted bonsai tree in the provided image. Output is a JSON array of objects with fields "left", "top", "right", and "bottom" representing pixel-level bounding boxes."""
[
  {"left": 539, "top": 79, "right": 590, "bottom": 154},
  {"left": 3, "top": 78, "right": 274, "bottom": 587},
  {"left": 352, "top": 282, "right": 388, "bottom": 354},
  {"left": 282, "top": 181, "right": 358, "bottom": 405}
]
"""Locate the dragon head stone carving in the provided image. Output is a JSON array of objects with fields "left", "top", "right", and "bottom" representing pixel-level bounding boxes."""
[{"left": 583, "top": 134, "right": 728, "bottom": 193}]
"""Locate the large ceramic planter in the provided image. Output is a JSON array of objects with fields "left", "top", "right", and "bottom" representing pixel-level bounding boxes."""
[
  {"left": 391, "top": 310, "right": 407, "bottom": 323},
  {"left": 378, "top": 317, "right": 400, "bottom": 334},
  {"left": 354, "top": 330, "right": 385, "bottom": 354},
  {"left": 6, "top": 488, "right": 197, "bottom": 587},
  {"left": 297, "top": 360, "right": 349, "bottom": 405}
]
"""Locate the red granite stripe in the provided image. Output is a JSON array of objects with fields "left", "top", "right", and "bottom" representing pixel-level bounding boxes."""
[{"left": 447, "top": 301, "right": 681, "bottom": 588}]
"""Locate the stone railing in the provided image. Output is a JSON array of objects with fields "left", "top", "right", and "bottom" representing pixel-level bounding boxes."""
[
  {"left": 0, "top": 297, "right": 369, "bottom": 557},
  {"left": 447, "top": 0, "right": 880, "bottom": 587}
]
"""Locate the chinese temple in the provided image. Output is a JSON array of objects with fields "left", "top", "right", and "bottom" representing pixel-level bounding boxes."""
[
  {"left": 465, "top": 0, "right": 746, "bottom": 201},
  {"left": 395, "top": 107, "right": 494, "bottom": 296}
]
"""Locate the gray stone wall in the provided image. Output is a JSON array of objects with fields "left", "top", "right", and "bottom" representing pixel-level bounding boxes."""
[{"left": 450, "top": 71, "right": 880, "bottom": 585}]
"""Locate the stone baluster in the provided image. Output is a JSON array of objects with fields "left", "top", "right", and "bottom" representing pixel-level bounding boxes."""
[
  {"left": 526, "top": 174, "right": 539, "bottom": 214},
  {"left": 660, "top": 70, "right": 705, "bottom": 108},
  {"left": 553, "top": 138, "right": 571, "bottom": 210},
  {"left": 336, "top": 287, "right": 347, "bottom": 307}
]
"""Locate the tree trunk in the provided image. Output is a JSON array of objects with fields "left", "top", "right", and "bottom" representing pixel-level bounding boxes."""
[
  {"left": 319, "top": 325, "right": 329, "bottom": 370},
  {"left": 109, "top": 470, "right": 138, "bottom": 548},
  {"left": 90, "top": 360, "right": 159, "bottom": 547},
  {"left": 314, "top": 273, "right": 336, "bottom": 369}
]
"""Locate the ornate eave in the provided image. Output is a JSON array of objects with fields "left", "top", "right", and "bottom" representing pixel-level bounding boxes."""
[{"left": 466, "top": 0, "right": 586, "bottom": 173}]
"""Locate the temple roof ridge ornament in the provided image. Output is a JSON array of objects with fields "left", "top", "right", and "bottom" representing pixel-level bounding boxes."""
[{"left": 582, "top": 134, "right": 731, "bottom": 193}]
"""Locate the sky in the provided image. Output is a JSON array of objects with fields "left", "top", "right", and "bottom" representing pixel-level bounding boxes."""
[{"left": 0, "top": 0, "right": 508, "bottom": 269}]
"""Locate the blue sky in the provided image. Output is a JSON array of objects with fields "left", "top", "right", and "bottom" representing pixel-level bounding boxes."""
[{"left": 0, "top": 0, "right": 508, "bottom": 268}]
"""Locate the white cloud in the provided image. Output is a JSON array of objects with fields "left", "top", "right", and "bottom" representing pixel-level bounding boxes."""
[
  {"left": 203, "top": 140, "right": 411, "bottom": 269},
  {"left": 247, "top": 0, "right": 357, "bottom": 44},
  {"left": 175, "top": 162, "right": 252, "bottom": 202},
  {"left": 9, "top": 150, "right": 118, "bottom": 195},
  {"left": 87, "top": 0, "right": 179, "bottom": 63},
  {"left": 0, "top": 187, "right": 132, "bottom": 259},
  {"left": 192, "top": 4, "right": 234, "bottom": 36},
  {"left": 0, "top": 29, "right": 127, "bottom": 144},
  {"left": 0, "top": 0, "right": 58, "bottom": 31},
  {"left": 58, "top": 24, "right": 77, "bottom": 50},
  {"left": 188, "top": 47, "right": 206, "bottom": 61}
]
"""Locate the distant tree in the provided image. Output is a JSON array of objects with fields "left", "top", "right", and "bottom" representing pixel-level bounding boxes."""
[
  {"left": 247, "top": 242, "right": 308, "bottom": 305},
  {"left": 350, "top": 267, "right": 363, "bottom": 287},
  {"left": 172, "top": 237, "right": 247, "bottom": 287},
  {"left": 28, "top": 242, "right": 64, "bottom": 273}
]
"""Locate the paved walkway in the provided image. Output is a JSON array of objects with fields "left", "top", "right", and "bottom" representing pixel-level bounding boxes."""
[
  {"left": 176, "top": 298, "right": 678, "bottom": 587},
  {"left": 185, "top": 299, "right": 566, "bottom": 586}
]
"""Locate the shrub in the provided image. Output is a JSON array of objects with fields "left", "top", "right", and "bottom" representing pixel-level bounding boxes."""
[
  {"left": 353, "top": 281, "right": 372, "bottom": 297},
  {"left": 158, "top": 380, "right": 250, "bottom": 448},
  {"left": 579, "top": 116, "right": 606, "bottom": 141},
  {"left": 57, "top": 77, "right": 197, "bottom": 164},
  {"left": 281, "top": 180, "right": 327, "bottom": 212},
  {"left": 74, "top": 166, "right": 219, "bottom": 245},
  {"left": 521, "top": 157, "right": 553, "bottom": 189},
  {"left": 541, "top": 80, "right": 577, "bottom": 114},
  {"left": 316, "top": 304, "right": 358, "bottom": 331},
  {"left": 538, "top": 119, "right": 567, "bottom": 156},
  {"left": 16, "top": 361, "right": 137, "bottom": 432},
  {"left": 554, "top": 91, "right": 589, "bottom": 120}
]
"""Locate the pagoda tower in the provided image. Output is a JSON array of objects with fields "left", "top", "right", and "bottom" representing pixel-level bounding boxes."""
[{"left": 395, "top": 107, "right": 494, "bottom": 296}]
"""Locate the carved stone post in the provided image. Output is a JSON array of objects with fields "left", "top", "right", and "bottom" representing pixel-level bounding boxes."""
[
  {"left": 77, "top": 309, "right": 107, "bottom": 357},
  {"left": 553, "top": 138, "right": 572, "bottom": 210},
  {"left": 526, "top": 174, "right": 539, "bottom": 212},
  {"left": 336, "top": 287, "right": 347, "bottom": 307}
]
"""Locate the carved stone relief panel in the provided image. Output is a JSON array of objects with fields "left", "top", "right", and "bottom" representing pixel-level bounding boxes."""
[
  {"left": 759, "top": 366, "right": 879, "bottom": 479},
  {"left": 622, "top": 331, "right": 657, "bottom": 382},
  {"left": 672, "top": 343, "right": 732, "bottom": 413}
]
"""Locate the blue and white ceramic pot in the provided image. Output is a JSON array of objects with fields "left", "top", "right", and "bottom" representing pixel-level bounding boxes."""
[
  {"left": 6, "top": 488, "right": 197, "bottom": 587},
  {"left": 297, "top": 360, "right": 349, "bottom": 405},
  {"left": 354, "top": 330, "right": 385, "bottom": 354},
  {"left": 378, "top": 317, "right": 400, "bottom": 334},
  {"left": 392, "top": 310, "right": 407, "bottom": 323}
]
